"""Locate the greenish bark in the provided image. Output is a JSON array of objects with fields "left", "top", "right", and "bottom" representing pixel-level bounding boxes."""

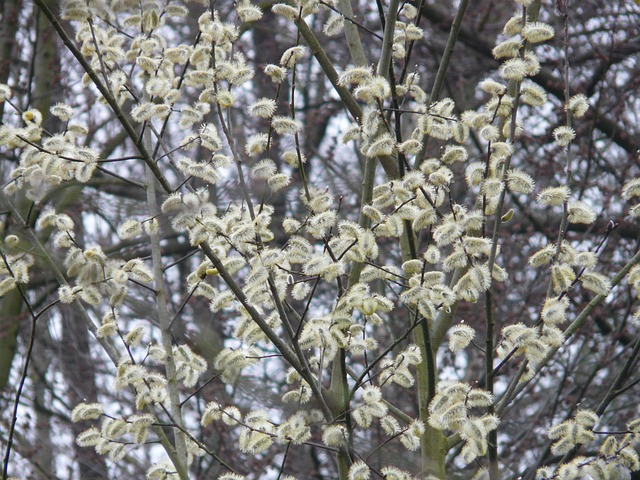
[
  {"left": 0, "top": 0, "right": 24, "bottom": 393},
  {"left": 0, "top": 292, "right": 21, "bottom": 392}
]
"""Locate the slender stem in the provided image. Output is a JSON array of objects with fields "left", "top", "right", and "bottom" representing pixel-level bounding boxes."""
[
  {"left": 376, "top": 0, "right": 400, "bottom": 79},
  {"left": 337, "top": 0, "right": 368, "bottom": 66},
  {"left": 293, "top": 15, "right": 362, "bottom": 121},
  {"left": 144, "top": 138, "right": 188, "bottom": 476}
]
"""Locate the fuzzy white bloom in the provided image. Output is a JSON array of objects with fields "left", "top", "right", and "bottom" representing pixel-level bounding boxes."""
[
  {"left": 361, "top": 107, "right": 381, "bottom": 136},
  {"left": 541, "top": 297, "right": 569, "bottom": 324},
  {"left": 57, "top": 285, "right": 78, "bottom": 304},
  {"left": 361, "top": 385, "right": 384, "bottom": 407},
  {"left": 124, "top": 326, "right": 146, "bottom": 347},
  {"left": 146, "top": 461, "right": 184, "bottom": 480},
  {"left": 502, "top": 14, "right": 524, "bottom": 36},
  {"left": 629, "top": 204, "right": 640, "bottom": 218},
  {"left": 426, "top": 168, "right": 452, "bottom": 189},
  {"left": 480, "top": 79, "right": 507, "bottom": 96},
  {"left": 479, "top": 125, "right": 499, "bottom": 142},
  {"left": 164, "top": 46, "right": 191, "bottom": 65},
  {"left": 441, "top": 145, "right": 468, "bottom": 164},
  {"left": 71, "top": 402, "right": 104, "bottom": 422},
  {"left": 528, "top": 244, "right": 556, "bottom": 268},
  {"left": 216, "top": 89, "right": 235, "bottom": 108},
  {"left": 461, "top": 110, "right": 488, "bottom": 129},
  {"left": 282, "top": 219, "right": 301, "bottom": 238},
  {"left": 215, "top": 347, "right": 259, "bottom": 383},
  {"left": 0, "top": 277, "right": 17, "bottom": 296},
  {"left": 164, "top": 4, "right": 188, "bottom": 16},
  {"left": 537, "top": 186, "right": 570, "bottom": 206},
  {"left": 622, "top": 178, "right": 640, "bottom": 200},
  {"left": 580, "top": 272, "right": 611, "bottom": 296},
  {"left": 338, "top": 66, "right": 373, "bottom": 86},
  {"left": 251, "top": 158, "right": 277, "bottom": 179},
  {"left": 521, "top": 82, "right": 547, "bottom": 106},
  {"left": 271, "top": 3, "right": 298, "bottom": 19},
  {"left": 218, "top": 475, "right": 246, "bottom": 480},
  {"left": 236, "top": 0, "right": 262, "bottom": 22},
  {"left": 553, "top": 126, "right": 576, "bottom": 147},
  {"left": 506, "top": 169, "right": 535, "bottom": 194},
  {"left": 120, "top": 258, "right": 152, "bottom": 283},
  {"left": 499, "top": 58, "right": 528, "bottom": 81},
  {"left": 449, "top": 323, "right": 476, "bottom": 352},
  {"left": 492, "top": 37, "right": 522, "bottom": 59},
  {"left": 379, "top": 415, "right": 400, "bottom": 436},
  {"left": 282, "top": 150, "right": 306, "bottom": 167},
  {"left": 354, "top": 76, "right": 391, "bottom": 102},
  {"left": 566, "top": 94, "right": 589, "bottom": 118},
  {"left": 342, "top": 123, "right": 361, "bottom": 144},
  {"left": 348, "top": 462, "right": 370, "bottom": 480},
  {"left": 201, "top": 402, "right": 223, "bottom": 427},
  {"left": 401, "top": 3, "right": 418, "bottom": 19},
  {"left": 422, "top": 245, "right": 441, "bottom": 265},
  {"left": 492, "top": 142, "right": 514, "bottom": 161},
  {"left": 97, "top": 321, "right": 118, "bottom": 338},
  {"left": 397, "top": 138, "right": 422, "bottom": 155},
  {"left": 264, "top": 64, "right": 287, "bottom": 83},
  {"left": 76, "top": 427, "right": 101, "bottom": 447},
  {"left": 304, "top": 188, "right": 334, "bottom": 214},
  {"left": 50, "top": 103, "right": 74, "bottom": 121},
  {"left": 419, "top": 114, "right": 455, "bottom": 140},
  {"left": 118, "top": 219, "right": 143, "bottom": 239},
  {"left": 271, "top": 116, "right": 301, "bottom": 135},
  {"left": 627, "top": 265, "right": 640, "bottom": 295},
  {"left": 280, "top": 45, "right": 306, "bottom": 68},
  {"left": 323, "top": 13, "right": 344, "bottom": 36},
  {"left": 78, "top": 286, "right": 102, "bottom": 305},
  {"left": 267, "top": 173, "right": 291, "bottom": 192},
  {"left": 551, "top": 263, "right": 576, "bottom": 294},
  {"left": 454, "top": 264, "right": 491, "bottom": 303},
  {"left": 400, "top": 419, "right": 425, "bottom": 451},
  {"left": 127, "top": 414, "right": 154, "bottom": 445},
  {"left": 454, "top": 121, "right": 473, "bottom": 145},
  {"left": 245, "top": 133, "right": 269, "bottom": 155},
  {"left": 433, "top": 219, "right": 462, "bottom": 246},
  {"left": 322, "top": 424, "right": 348, "bottom": 447},
  {"left": 0, "top": 84, "right": 11, "bottom": 102},
  {"left": 146, "top": 77, "right": 171, "bottom": 99},
  {"left": 364, "top": 133, "right": 395, "bottom": 158},
  {"left": 200, "top": 123, "right": 222, "bottom": 151},
  {"left": 277, "top": 412, "right": 311, "bottom": 445},
  {"left": 567, "top": 200, "right": 597, "bottom": 224},
  {"left": 481, "top": 178, "right": 504, "bottom": 198},
  {"left": 521, "top": 22, "right": 554, "bottom": 43},
  {"left": 291, "top": 282, "right": 311, "bottom": 300},
  {"left": 249, "top": 98, "right": 277, "bottom": 118},
  {"left": 462, "top": 162, "right": 483, "bottom": 188}
]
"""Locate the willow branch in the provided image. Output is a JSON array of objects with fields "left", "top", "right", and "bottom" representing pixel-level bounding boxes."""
[{"left": 32, "top": 0, "right": 173, "bottom": 194}]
